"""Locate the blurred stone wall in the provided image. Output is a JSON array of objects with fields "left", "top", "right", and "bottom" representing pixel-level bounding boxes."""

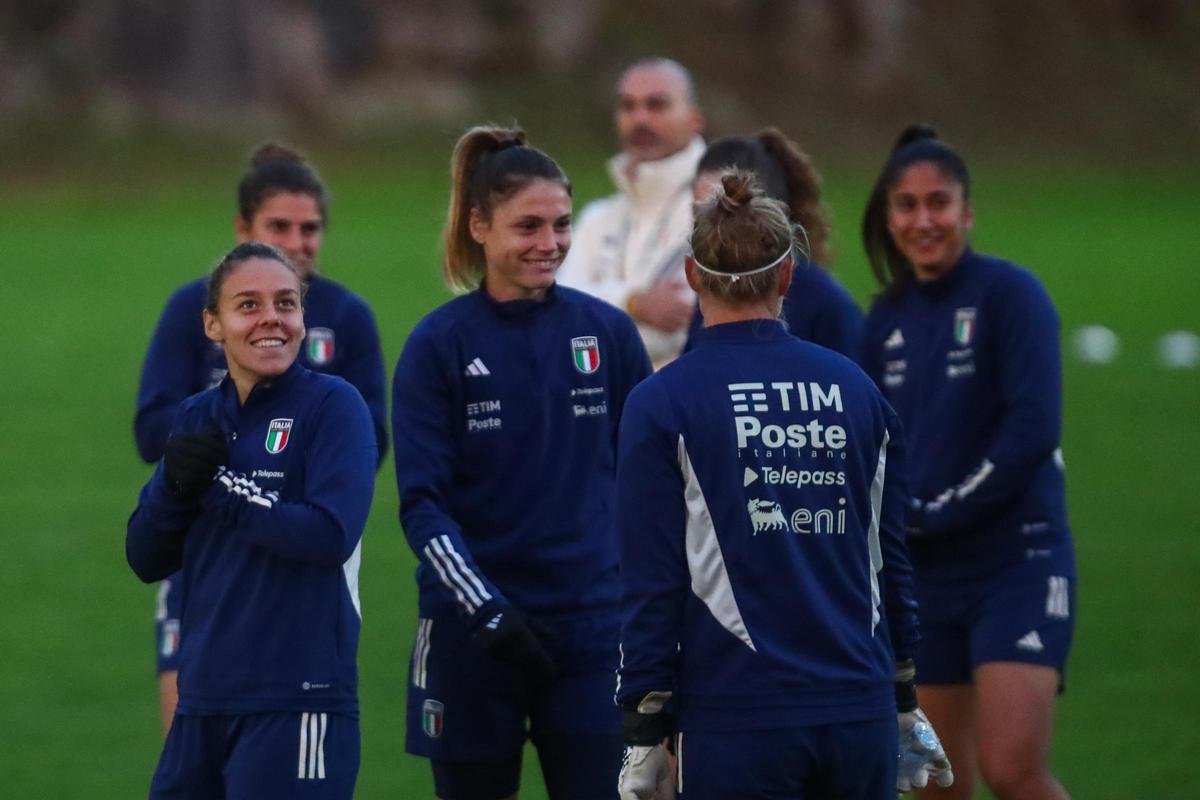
[{"left": 1, "top": 0, "right": 1196, "bottom": 159}]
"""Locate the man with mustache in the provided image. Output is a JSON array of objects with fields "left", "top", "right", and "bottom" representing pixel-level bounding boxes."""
[{"left": 558, "top": 58, "right": 705, "bottom": 369}]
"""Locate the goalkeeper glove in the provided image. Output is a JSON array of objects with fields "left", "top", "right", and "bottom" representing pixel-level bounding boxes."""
[
  {"left": 163, "top": 424, "right": 227, "bottom": 499},
  {"left": 473, "top": 605, "right": 557, "bottom": 686},
  {"left": 896, "top": 658, "right": 953, "bottom": 793},
  {"left": 618, "top": 695, "right": 675, "bottom": 800}
]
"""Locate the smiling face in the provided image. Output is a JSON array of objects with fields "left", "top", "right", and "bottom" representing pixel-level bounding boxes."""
[
  {"left": 204, "top": 257, "right": 304, "bottom": 401},
  {"left": 470, "top": 178, "right": 572, "bottom": 302},
  {"left": 615, "top": 63, "right": 703, "bottom": 164},
  {"left": 235, "top": 192, "right": 324, "bottom": 276},
  {"left": 886, "top": 161, "right": 974, "bottom": 281}
]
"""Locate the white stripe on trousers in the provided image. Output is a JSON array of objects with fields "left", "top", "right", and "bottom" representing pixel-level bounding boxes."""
[
  {"left": 676, "top": 732, "right": 684, "bottom": 793},
  {"left": 298, "top": 712, "right": 328, "bottom": 780},
  {"left": 412, "top": 618, "right": 432, "bottom": 689}
]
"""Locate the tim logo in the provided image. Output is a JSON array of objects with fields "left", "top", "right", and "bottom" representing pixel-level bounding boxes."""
[
  {"left": 572, "top": 336, "right": 600, "bottom": 374},
  {"left": 265, "top": 419, "right": 293, "bottom": 454},
  {"left": 729, "top": 383, "right": 769, "bottom": 413},
  {"left": 954, "top": 308, "right": 977, "bottom": 345},
  {"left": 748, "top": 499, "right": 787, "bottom": 534},
  {"left": 306, "top": 327, "right": 335, "bottom": 366}
]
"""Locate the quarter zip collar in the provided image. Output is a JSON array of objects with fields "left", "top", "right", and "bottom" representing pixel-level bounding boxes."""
[
  {"left": 912, "top": 248, "right": 975, "bottom": 300},
  {"left": 478, "top": 280, "right": 560, "bottom": 320},
  {"left": 219, "top": 359, "right": 305, "bottom": 415}
]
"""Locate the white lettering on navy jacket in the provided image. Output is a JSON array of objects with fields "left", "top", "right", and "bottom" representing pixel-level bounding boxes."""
[
  {"left": 616, "top": 320, "right": 919, "bottom": 731},
  {"left": 557, "top": 137, "right": 705, "bottom": 367},
  {"left": 127, "top": 362, "right": 377, "bottom": 714},
  {"left": 392, "top": 284, "right": 652, "bottom": 640}
]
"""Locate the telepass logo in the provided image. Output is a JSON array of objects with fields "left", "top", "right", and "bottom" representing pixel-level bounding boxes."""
[
  {"left": 571, "top": 336, "right": 600, "bottom": 374},
  {"left": 265, "top": 418, "right": 293, "bottom": 454}
]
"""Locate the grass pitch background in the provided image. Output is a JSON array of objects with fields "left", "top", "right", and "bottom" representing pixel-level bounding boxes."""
[{"left": 1, "top": 143, "right": 1196, "bottom": 797}]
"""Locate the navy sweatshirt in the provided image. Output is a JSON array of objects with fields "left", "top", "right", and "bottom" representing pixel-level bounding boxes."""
[
  {"left": 616, "top": 320, "right": 918, "bottom": 731},
  {"left": 683, "top": 260, "right": 864, "bottom": 358},
  {"left": 134, "top": 274, "right": 388, "bottom": 465},
  {"left": 860, "top": 249, "right": 1073, "bottom": 580},
  {"left": 127, "top": 363, "right": 377, "bottom": 713},
  {"left": 392, "top": 284, "right": 652, "bottom": 628}
]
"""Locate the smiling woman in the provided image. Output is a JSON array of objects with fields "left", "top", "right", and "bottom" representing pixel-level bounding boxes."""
[
  {"left": 859, "top": 126, "right": 1076, "bottom": 800},
  {"left": 126, "top": 239, "right": 378, "bottom": 799},
  {"left": 391, "top": 125, "right": 653, "bottom": 800},
  {"left": 132, "top": 144, "right": 389, "bottom": 738}
]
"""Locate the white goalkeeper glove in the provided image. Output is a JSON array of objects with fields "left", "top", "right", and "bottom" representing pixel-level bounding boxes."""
[
  {"left": 618, "top": 742, "right": 674, "bottom": 800},
  {"left": 895, "top": 659, "right": 953, "bottom": 793},
  {"left": 897, "top": 708, "right": 954, "bottom": 792},
  {"left": 619, "top": 693, "right": 676, "bottom": 800}
]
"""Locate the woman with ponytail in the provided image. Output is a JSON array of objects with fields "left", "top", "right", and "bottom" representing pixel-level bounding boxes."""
[
  {"left": 682, "top": 128, "right": 863, "bottom": 357},
  {"left": 392, "top": 126, "right": 652, "bottom": 800},
  {"left": 615, "top": 171, "right": 950, "bottom": 799},
  {"left": 859, "top": 126, "right": 1075, "bottom": 800},
  {"left": 133, "top": 143, "right": 387, "bottom": 734}
]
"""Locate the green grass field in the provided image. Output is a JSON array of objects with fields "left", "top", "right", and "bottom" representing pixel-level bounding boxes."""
[{"left": 1, "top": 145, "right": 1196, "bottom": 798}]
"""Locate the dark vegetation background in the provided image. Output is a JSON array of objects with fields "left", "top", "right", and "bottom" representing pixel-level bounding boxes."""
[{"left": 1, "top": 2, "right": 1196, "bottom": 797}]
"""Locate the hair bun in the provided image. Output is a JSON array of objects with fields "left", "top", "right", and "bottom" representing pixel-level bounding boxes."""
[
  {"left": 251, "top": 142, "right": 304, "bottom": 167},
  {"left": 717, "top": 171, "right": 756, "bottom": 212},
  {"left": 892, "top": 124, "right": 938, "bottom": 153}
]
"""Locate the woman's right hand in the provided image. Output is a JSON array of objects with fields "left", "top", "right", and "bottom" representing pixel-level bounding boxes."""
[
  {"left": 473, "top": 605, "right": 558, "bottom": 686},
  {"left": 163, "top": 424, "right": 227, "bottom": 499}
]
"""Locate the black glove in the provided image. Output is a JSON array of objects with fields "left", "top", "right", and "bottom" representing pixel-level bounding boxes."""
[
  {"left": 163, "top": 424, "right": 228, "bottom": 499},
  {"left": 473, "top": 605, "right": 558, "bottom": 686}
]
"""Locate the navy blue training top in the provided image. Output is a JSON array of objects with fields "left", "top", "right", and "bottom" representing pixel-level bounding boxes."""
[
  {"left": 616, "top": 320, "right": 918, "bottom": 731},
  {"left": 127, "top": 362, "right": 377, "bottom": 714},
  {"left": 135, "top": 274, "right": 388, "bottom": 465},
  {"left": 683, "top": 260, "right": 864, "bottom": 358},
  {"left": 392, "top": 284, "right": 652, "bottom": 628},
  {"left": 860, "top": 249, "right": 1073, "bottom": 580}
]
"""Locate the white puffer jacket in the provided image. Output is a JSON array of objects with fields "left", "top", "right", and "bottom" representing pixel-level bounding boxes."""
[{"left": 558, "top": 137, "right": 705, "bottom": 367}]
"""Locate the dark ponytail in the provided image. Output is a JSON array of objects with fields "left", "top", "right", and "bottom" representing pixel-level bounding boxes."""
[
  {"left": 237, "top": 142, "right": 329, "bottom": 225},
  {"left": 696, "top": 129, "right": 830, "bottom": 265},
  {"left": 862, "top": 124, "right": 971, "bottom": 298}
]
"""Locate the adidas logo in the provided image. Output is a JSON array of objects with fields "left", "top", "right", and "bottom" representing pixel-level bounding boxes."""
[
  {"left": 485, "top": 613, "right": 503, "bottom": 631},
  {"left": 465, "top": 358, "right": 491, "bottom": 377},
  {"left": 1016, "top": 630, "right": 1045, "bottom": 652},
  {"left": 884, "top": 328, "right": 905, "bottom": 349}
]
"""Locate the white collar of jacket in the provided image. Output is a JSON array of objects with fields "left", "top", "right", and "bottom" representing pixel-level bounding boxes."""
[{"left": 607, "top": 137, "right": 706, "bottom": 209}]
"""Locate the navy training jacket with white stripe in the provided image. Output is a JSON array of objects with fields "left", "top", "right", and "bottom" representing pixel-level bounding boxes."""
[
  {"left": 134, "top": 274, "right": 389, "bottom": 465},
  {"left": 126, "top": 362, "right": 377, "bottom": 714},
  {"left": 615, "top": 320, "right": 919, "bottom": 731},
  {"left": 859, "top": 249, "right": 1073, "bottom": 580},
  {"left": 392, "top": 284, "right": 652, "bottom": 627}
]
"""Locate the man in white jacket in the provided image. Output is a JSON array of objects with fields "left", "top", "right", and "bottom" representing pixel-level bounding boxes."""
[{"left": 558, "top": 58, "right": 705, "bottom": 368}]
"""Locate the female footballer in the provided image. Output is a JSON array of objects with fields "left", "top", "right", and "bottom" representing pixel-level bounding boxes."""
[
  {"left": 860, "top": 125, "right": 1075, "bottom": 800},
  {"left": 392, "top": 126, "right": 652, "bottom": 800},
  {"left": 134, "top": 143, "right": 387, "bottom": 732},
  {"left": 683, "top": 128, "right": 863, "bottom": 357},
  {"left": 127, "top": 242, "right": 377, "bottom": 798},
  {"left": 615, "top": 171, "right": 950, "bottom": 800}
]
